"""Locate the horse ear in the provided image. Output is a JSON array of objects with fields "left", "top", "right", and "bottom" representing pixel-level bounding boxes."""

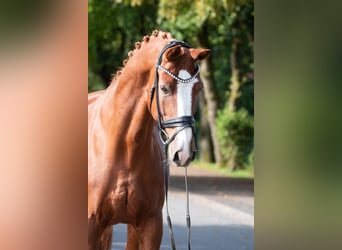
[
  {"left": 165, "top": 45, "right": 184, "bottom": 61},
  {"left": 189, "top": 48, "right": 211, "bottom": 61}
]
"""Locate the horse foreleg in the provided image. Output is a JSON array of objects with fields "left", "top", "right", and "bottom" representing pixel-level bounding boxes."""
[
  {"left": 126, "top": 224, "right": 139, "bottom": 250},
  {"left": 138, "top": 211, "right": 163, "bottom": 250},
  {"left": 88, "top": 214, "right": 113, "bottom": 250},
  {"left": 100, "top": 226, "right": 113, "bottom": 250}
]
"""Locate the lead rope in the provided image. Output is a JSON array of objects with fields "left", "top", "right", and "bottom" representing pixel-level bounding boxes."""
[
  {"left": 185, "top": 167, "right": 191, "bottom": 250},
  {"left": 163, "top": 144, "right": 177, "bottom": 250},
  {"left": 163, "top": 142, "right": 192, "bottom": 250}
]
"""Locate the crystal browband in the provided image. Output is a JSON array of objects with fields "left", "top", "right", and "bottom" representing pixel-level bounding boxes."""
[{"left": 158, "top": 64, "right": 200, "bottom": 84}]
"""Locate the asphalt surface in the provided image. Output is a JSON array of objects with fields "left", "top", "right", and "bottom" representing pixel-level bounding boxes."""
[{"left": 112, "top": 166, "right": 254, "bottom": 250}]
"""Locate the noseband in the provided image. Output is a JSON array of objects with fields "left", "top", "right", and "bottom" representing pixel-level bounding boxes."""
[{"left": 149, "top": 40, "right": 200, "bottom": 148}]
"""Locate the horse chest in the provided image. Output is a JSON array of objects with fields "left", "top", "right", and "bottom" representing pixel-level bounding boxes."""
[{"left": 103, "top": 180, "right": 162, "bottom": 225}]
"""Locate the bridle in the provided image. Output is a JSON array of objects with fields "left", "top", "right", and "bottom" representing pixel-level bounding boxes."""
[
  {"left": 149, "top": 40, "right": 200, "bottom": 250},
  {"left": 149, "top": 40, "right": 200, "bottom": 149}
]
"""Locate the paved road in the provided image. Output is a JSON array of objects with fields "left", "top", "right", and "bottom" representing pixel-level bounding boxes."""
[{"left": 111, "top": 166, "right": 254, "bottom": 250}]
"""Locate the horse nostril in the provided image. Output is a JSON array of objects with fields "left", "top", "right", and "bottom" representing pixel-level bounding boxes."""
[
  {"left": 172, "top": 151, "right": 181, "bottom": 166},
  {"left": 172, "top": 150, "right": 194, "bottom": 167}
]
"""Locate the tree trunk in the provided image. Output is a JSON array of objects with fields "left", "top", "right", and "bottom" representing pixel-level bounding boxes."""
[
  {"left": 197, "top": 23, "right": 222, "bottom": 164},
  {"left": 226, "top": 38, "right": 242, "bottom": 171},
  {"left": 199, "top": 58, "right": 222, "bottom": 164},
  {"left": 198, "top": 93, "right": 214, "bottom": 162},
  {"left": 227, "top": 38, "right": 240, "bottom": 113}
]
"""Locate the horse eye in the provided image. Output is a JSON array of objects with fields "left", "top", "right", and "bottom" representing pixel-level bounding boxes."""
[{"left": 160, "top": 85, "right": 170, "bottom": 95}]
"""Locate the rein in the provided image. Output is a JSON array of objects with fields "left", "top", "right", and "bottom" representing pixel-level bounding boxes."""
[{"left": 150, "top": 40, "right": 199, "bottom": 250}]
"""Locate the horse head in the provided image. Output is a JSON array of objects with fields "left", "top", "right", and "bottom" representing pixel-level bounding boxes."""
[{"left": 149, "top": 40, "right": 211, "bottom": 167}]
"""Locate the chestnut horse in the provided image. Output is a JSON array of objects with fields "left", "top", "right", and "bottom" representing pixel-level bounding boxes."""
[{"left": 88, "top": 30, "right": 210, "bottom": 250}]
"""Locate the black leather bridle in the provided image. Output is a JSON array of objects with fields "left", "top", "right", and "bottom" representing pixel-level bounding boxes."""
[
  {"left": 149, "top": 40, "right": 200, "bottom": 250},
  {"left": 149, "top": 40, "right": 200, "bottom": 149}
]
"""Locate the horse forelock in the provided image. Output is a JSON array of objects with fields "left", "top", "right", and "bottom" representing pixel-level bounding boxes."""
[{"left": 111, "top": 30, "right": 173, "bottom": 84}]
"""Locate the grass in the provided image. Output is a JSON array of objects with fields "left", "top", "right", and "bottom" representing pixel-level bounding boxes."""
[{"left": 192, "top": 160, "right": 254, "bottom": 179}]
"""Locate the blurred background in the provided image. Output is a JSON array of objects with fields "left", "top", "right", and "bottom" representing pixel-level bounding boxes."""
[{"left": 88, "top": 0, "right": 254, "bottom": 177}]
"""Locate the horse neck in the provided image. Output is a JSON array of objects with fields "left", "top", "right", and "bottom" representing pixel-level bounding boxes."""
[{"left": 98, "top": 52, "right": 157, "bottom": 150}]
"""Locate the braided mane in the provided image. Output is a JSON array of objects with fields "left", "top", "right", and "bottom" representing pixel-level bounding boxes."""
[{"left": 111, "top": 30, "right": 172, "bottom": 83}]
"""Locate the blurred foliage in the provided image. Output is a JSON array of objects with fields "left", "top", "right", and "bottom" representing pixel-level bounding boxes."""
[
  {"left": 88, "top": 0, "right": 254, "bottom": 170},
  {"left": 0, "top": 0, "right": 56, "bottom": 50},
  {"left": 158, "top": 0, "right": 254, "bottom": 104},
  {"left": 88, "top": 0, "right": 158, "bottom": 84},
  {"left": 217, "top": 108, "right": 254, "bottom": 170},
  {"left": 88, "top": 67, "right": 105, "bottom": 92}
]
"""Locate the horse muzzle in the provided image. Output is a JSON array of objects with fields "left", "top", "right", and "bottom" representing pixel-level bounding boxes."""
[
  {"left": 168, "top": 127, "right": 196, "bottom": 167},
  {"left": 172, "top": 149, "right": 195, "bottom": 167}
]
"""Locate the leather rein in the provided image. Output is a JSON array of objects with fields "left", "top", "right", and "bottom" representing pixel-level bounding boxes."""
[{"left": 149, "top": 40, "right": 200, "bottom": 250}]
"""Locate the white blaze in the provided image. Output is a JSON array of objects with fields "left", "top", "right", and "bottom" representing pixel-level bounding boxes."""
[
  {"left": 176, "top": 70, "right": 198, "bottom": 154},
  {"left": 177, "top": 70, "right": 197, "bottom": 116}
]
